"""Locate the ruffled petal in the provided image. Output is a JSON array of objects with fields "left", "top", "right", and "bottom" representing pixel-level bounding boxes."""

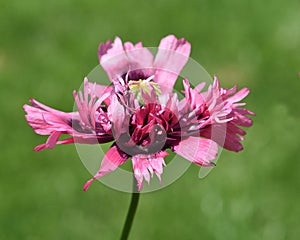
[
  {"left": 98, "top": 37, "right": 128, "bottom": 80},
  {"left": 124, "top": 41, "right": 154, "bottom": 76},
  {"left": 87, "top": 81, "right": 112, "bottom": 105},
  {"left": 132, "top": 151, "right": 168, "bottom": 191},
  {"left": 173, "top": 137, "right": 218, "bottom": 166},
  {"left": 34, "top": 138, "right": 75, "bottom": 151},
  {"left": 108, "top": 95, "right": 130, "bottom": 139},
  {"left": 154, "top": 35, "right": 191, "bottom": 92},
  {"left": 83, "top": 145, "right": 128, "bottom": 191},
  {"left": 98, "top": 37, "right": 154, "bottom": 82},
  {"left": 23, "top": 103, "right": 73, "bottom": 136},
  {"left": 226, "top": 88, "right": 250, "bottom": 104},
  {"left": 200, "top": 122, "right": 244, "bottom": 152},
  {"left": 24, "top": 78, "right": 115, "bottom": 151}
]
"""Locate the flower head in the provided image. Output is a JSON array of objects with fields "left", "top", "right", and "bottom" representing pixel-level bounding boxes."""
[{"left": 24, "top": 35, "right": 254, "bottom": 191}]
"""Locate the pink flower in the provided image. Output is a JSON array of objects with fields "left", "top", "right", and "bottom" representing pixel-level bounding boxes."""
[{"left": 23, "top": 35, "right": 254, "bottom": 191}]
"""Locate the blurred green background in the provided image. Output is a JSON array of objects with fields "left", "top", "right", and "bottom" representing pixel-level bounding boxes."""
[{"left": 1, "top": 0, "right": 300, "bottom": 239}]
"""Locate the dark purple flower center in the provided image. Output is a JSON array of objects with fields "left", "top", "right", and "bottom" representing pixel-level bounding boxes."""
[
  {"left": 115, "top": 103, "right": 181, "bottom": 156},
  {"left": 121, "top": 69, "right": 151, "bottom": 83}
]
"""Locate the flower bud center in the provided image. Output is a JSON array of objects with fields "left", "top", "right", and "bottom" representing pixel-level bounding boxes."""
[{"left": 128, "top": 76, "right": 161, "bottom": 102}]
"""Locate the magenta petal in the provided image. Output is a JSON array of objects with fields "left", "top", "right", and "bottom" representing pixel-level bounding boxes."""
[
  {"left": 98, "top": 40, "right": 113, "bottom": 62},
  {"left": 46, "top": 131, "right": 61, "bottom": 149},
  {"left": 232, "top": 111, "right": 253, "bottom": 127},
  {"left": 34, "top": 138, "right": 75, "bottom": 152},
  {"left": 83, "top": 145, "right": 128, "bottom": 191},
  {"left": 200, "top": 123, "right": 244, "bottom": 152},
  {"left": 34, "top": 144, "right": 47, "bottom": 151},
  {"left": 173, "top": 137, "right": 218, "bottom": 166},
  {"left": 154, "top": 35, "right": 191, "bottom": 92}
]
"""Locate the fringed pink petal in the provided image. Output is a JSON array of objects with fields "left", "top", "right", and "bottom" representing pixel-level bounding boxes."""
[
  {"left": 200, "top": 123, "right": 244, "bottom": 152},
  {"left": 83, "top": 145, "right": 128, "bottom": 191},
  {"left": 124, "top": 41, "right": 154, "bottom": 76},
  {"left": 173, "top": 137, "right": 218, "bottom": 166},
  {"left": 154, "top": 35, "right": 191, "bottom": 93},
  {"left": 34, "top": 137, "right": 75, "bottom": 151},
  {"left": 226, "top": 88, "right": 250, "bottom": 104},
  {"left": 108, "top": 95, "right": 130, "bottom": 139},
  {"left": 132, "top": 151, "right": 168, "bottom": 191},
  {"left": 29, "top": 98, "right": 72, "bottom": 119},
  {"left": 87, "top": 82, "right": 112, "bottom": 105},
  {"left": 98, "top": 37, "right": 128, "bottom": 81},
  {"left": 149, "top": 152, "right": 168, "bottom": 182},
  {"left": 45, "top": 131, "right": 61, "bottom": 149},
  {"left": 23, "top": 104, "right": 73, "bottom": 135}
]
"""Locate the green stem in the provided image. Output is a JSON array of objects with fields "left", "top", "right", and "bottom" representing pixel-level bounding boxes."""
[{"left": 120, "top": 178, "right": 140, "bottom": 240}]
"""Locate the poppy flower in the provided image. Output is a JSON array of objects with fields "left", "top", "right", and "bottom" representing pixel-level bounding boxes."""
[{"left": 24, "top": 35, "right": 254, "bottom": 191}]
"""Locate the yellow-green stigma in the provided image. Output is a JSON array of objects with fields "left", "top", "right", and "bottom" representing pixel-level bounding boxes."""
[{"left": 128, "top": 76, "right": 161, "bottom": 103}]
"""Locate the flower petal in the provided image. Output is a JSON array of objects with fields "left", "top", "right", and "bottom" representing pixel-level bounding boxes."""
[
  {"left": 23, "top": 103, "right": 73, "bottom": 135},
  {"left": 34, "top": 138, "right": 75, "bottom": 151},
  {"left": 173, "top": 137, "right": 218, "bottom": 166},
  {"left": 99, "top": 38, "right": 154, "bottom": 82},
  {"left": 98, "top": 37, "right": 128, "bottom": 81},
  {"left": 29, "top": 98, "right": 72, "bottom": 119},
  {"left": 154, "top": 35, "right": 191, "bottom": 92},
  {"left": 83, "top": 145, "right": 128, "bottom": 191},
  {"left": 132, "top": 151, "right": 168, "bottom": 191},
  {"left": 108, "top": 95, "right": 130, "bottom": 139},
  {"left": 226, "top": 88, "right": 250, "bottom": 104},
  {"left": 124, "top": 41, "right": 154, "bottom": 75},
  {"left": 45, "top": 131, "right": 61, "bottom": 149},
  {"left": 200, "top": 123, "right": 244, "bottom": 152},
  {"left": 87, "top": 81, "right": 112, "bottom": 105}
]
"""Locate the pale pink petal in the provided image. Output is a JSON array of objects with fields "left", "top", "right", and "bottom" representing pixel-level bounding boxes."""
[
  {"left": 108, "top": 95, "right": 129, "bottom": 139},
  {"left": 73, "top": 90, "right": 90, "bottom": 128},
  {"left": 99, "top": 37, "right": 155, "bottom": 82},
  {"left": 131, "top": 151, "right": 168, "bottom": 191},
  {"left": 98, "top": 37, "right": 129, "bottom": 81},
  {"left": 154, "top": 35, "right": 191, "bottom": 92},
  {"left": 194, "top": 82, "right": 206, "bottom": 93},
  {"left": 124, "top": 41, "right": 154, "bottom": 74},
  {"left": 149, "top": 151, "right": 168, "bottom": 182},
  {"left": 83, "top": 145, "right": 128, "bottom": 191},
  {"left": 173, "top": 137, "right": 218, "bottom": 166},
  {"left": 226, "top": 88, "right": 250, "bottom": 104},
  {"left": 23, "top": 104, "right": 73, "bottom": 135},
  {"left": 87, "top": 82, "right": 112, "bottom": 105},
  {"left": 29, "top": 98, "right": 72, "bottom": 119},
  {"left": 132, "top": 156, "right": 151, "bottom": 191}
]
